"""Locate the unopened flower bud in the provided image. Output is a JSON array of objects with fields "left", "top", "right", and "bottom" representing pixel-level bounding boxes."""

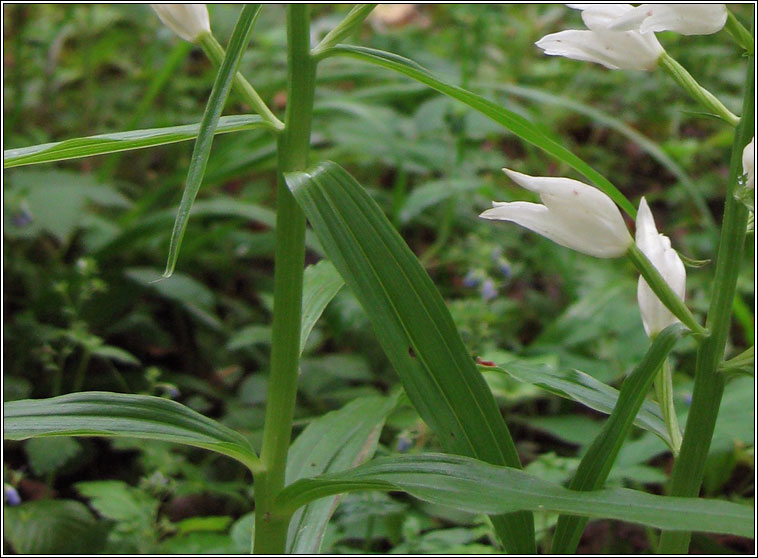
[
  {"left": 635, "top": 197, "right": 686, "bottom": 337},
  {"left": 151, "top": 4, "right": 211, "bottom": 43}
]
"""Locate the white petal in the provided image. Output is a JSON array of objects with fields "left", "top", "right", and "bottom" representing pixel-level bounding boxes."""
[
  {"left": 635, "top": 197, "right": 686, "bottom": 335},
  {"left": 609, "top": 4, "right": 727, "bottom": 35},
  {"left": 742, "top": 137, "right": 755, "bottom": 191},
  {"left": 569, "top": 4, "right": 636, "bottom": 30},
  {"left": 536, "top": 29, "right": 662, "bottom": 71}
]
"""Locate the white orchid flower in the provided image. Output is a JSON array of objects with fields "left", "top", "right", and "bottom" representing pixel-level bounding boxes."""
[
  {"left": 536, "top": 27, "right": 664, "bottom": 70},
  {"left": 151, "top": 4, "right": 211, "bottom": 43},
  {"left": 537, "top": 5, "right": 663, "bottom": 70},
  {"left": 606, "top": 4, "right": 728, "bottom": 36},
  {"left": 635, "top": 197, "right": 686, "bottom": 337},
  {"left": 480, "top": 169, "right": 632, "bottom": 258},
  {"left": 742, "top": 137, "right": 754, "bottom": 191}
]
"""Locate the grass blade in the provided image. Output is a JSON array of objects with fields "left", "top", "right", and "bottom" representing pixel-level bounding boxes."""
[
  {"left": 3, "top": 391, "right": 260, "bottom": 472},
  {"left": 274, "top": 453, "right": 753, "bottom": 539},
  {"left": 285, "top": 161, "right": 535, "bottom": 553},
  {"left": 164, "top": 4, "right": 262, "bottom": 278},
  {"left": 4, "top": 115, "right": 273, "bottom": 169},
  {"left": 318, "top": 45, "right": 635, "bottom": 217}
]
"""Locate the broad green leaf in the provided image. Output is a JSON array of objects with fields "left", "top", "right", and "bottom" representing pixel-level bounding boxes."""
[
  {"left": 318, "top": 45, "right": 635, "bottom": 217},
  {"left": 3, "top": 115, "right": 273, "bottom": 168},
  {"left": 551, "top": 323, "right": 686, "bottom": 553},
  {"left": 3, "top": 392, "right": 260, "bottom": 472},
  {"left": 300, "top": 260, "right": 345, "bottom": 354},
  {"left": 488, "top": 360, "right": 672, "bottom": 447},
  {"left": 25, "top": 437, "right": 82, "bottom": 476},
  {"left": 286, "top": 393, "right": 398, "bottom": 553},
  {"left": 4, "top": 499, "right": 108, "bottom": 554},
  {"left": 285, "top": 161, "right": 535, "bottom": 553},
  {"left": 274, "top": 453, "right": 754, "bottom": 539},
  {"left": 164, "top": 4, "right": 263, "bottom": 278}
]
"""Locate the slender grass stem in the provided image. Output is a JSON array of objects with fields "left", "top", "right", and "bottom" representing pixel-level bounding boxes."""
[
  {"left": 657, "top": 45, "right": 754, "bottom": 555},
  {"left": 725, "top": 9, "right": 754, "bottom": 55},
  {"left": 199, "top": 33, "right": 284, "bottom": 131},
  {"left": 658, "top": 52, "right": 739, "bottom": 127},
  {"left": 253, "top": 5, "right": 315, "bottom": 554},
  {"left": 312, "top": 4, "right": 376, "bottom": 55}
]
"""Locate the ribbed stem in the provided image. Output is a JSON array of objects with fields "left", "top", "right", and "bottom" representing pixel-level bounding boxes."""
[
  {"left": 657, "top": 43, "right": 754, "bottom": 555},
  {"left": 253, "top": 5, "right": 314, "bottom": 554}
]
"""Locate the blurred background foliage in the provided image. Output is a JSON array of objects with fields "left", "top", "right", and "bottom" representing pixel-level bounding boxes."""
[{"left": 3, "top": 4, "right": 754, "bottom": 554}]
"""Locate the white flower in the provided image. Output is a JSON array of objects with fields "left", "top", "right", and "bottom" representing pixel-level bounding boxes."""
[
  {"left": 742, "top": 137, "right": 754, "bottom": 191},
  {"left": 636, "top": 197, "right": 686, "bottom": 337},
  {"left": 151, "top": 4, "right": 211, "bottom": 43},
  {"left": 480, "top": 169, "right": 632, "bottom": 258},
  {"left": 536, "top": 5, "right": 664, "bottom": 71},
  {"left": 606, "top": 4, "right": 728, "bottom": 36}
]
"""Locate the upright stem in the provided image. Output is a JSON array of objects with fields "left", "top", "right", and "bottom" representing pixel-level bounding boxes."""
[
  {"left": 253, "top": 5, "right": 315, "bottom": 554},
  {"left": 657, "top": 46, "right": 754, "bottom": 555}
]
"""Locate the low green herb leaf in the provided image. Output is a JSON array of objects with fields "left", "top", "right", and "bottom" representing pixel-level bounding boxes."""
[
  {"left": 3, "top": 392, "right": 260, "bottom": 472},
  {"left": 275, "top": 453, "right": 754, "bottom": 539}
]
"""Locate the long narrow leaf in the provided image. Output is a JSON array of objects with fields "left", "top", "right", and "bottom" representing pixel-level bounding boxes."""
[
  {"left": 489, "top": 360, "right": 673, "bottom": 447},
  {"left": 274, "top": 453, "right": 753, "bottom": 539},
  {"left": 3, "top": 392, "right": 260, "bottom": 472},
  {"left": 551, "top": 323, "right": 686, "bottom": 553},
  {"left": 164, "top": 4, "right": 262, "bottom": 278},
  {"left": 285, "top": 161, "right": 535, "bottom": 553},
  {"left": 318, "top": 45, "right": 635, "bottom": 217},
  {"left": 4, "top": 115, "right": 272, "bottom": 169}
]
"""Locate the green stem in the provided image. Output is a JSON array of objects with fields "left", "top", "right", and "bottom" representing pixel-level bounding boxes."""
[
  {"left": 198, "top": 32, "right": 284, "bottom": 131},
  {"left": 626, "top": 244, "right": 707, "bottom": 337},
  {"left": 72, "top": 348, "right": 92, "bottom": 393},
  {"left": 653, "top": 358, "right": 682, "bottom": 455},
  {"left": 658, "top": 46, "right": 754, "bottom": 555},
  {"left": 253, "top": 5, "right": 315, "bottom": 554},
  {"left": 725, "top": 9, "right": 754, "bottom": 55},
  {"left": 311, "top": 4, "right": 376, "bottom": 56},
  {"left": 658, "top": 51, "right": 739, "bottom": 127}
]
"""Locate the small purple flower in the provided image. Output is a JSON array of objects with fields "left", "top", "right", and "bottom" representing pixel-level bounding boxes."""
[
  {"left": 463, "top": 271, "right": 481, "bottom": 288},
  {"left": 498, "top": 262, "right": 512, "bottom": 279},
  {"left": 481, "top": 278, "right": 497, "bottom": 301},
  {"left": 4, "top": 485, "right": 21, "bottom": 506},
  {"left": 396, "top": 436, "right": 413, "bottom": 452}
]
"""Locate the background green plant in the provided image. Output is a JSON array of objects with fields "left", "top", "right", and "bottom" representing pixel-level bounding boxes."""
[{"left": 3, "top": 5, "right": 754, "bottom": 554}]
